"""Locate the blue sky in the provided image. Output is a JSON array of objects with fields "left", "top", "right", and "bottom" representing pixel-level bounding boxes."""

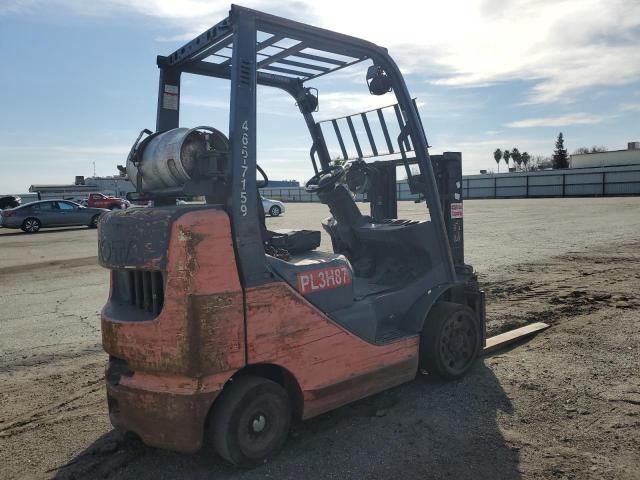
[{"left": 1, "top": 0, "right": 639, "bottom": 193}]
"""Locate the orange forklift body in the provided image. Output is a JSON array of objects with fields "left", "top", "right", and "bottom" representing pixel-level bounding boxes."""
[{"left": 102, "top": 208, "right": 417, "bottom": 452}]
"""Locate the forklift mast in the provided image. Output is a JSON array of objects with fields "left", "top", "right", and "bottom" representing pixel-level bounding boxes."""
[
  {"left": 149, "top": 4, "right": 458, "bottom": 288},
  {"left": 434, "top": 153, "right": 465, "bottom": 268}
]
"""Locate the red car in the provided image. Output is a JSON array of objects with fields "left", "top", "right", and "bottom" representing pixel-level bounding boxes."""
[{"left": 86, "top": 193, "right": 127, "bottom": 210}]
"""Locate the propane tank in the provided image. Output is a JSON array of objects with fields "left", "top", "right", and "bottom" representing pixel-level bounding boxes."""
[{"left": 126, "top": 127, "right": 228, "bottom": 192}]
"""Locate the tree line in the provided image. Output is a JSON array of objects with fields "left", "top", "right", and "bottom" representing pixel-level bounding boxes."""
[
  {"left": 493, "top": 132, "right": 608, "bottom": 172},
  {"left": 493, "top": 147, "right": 531, "bottom": 172}
]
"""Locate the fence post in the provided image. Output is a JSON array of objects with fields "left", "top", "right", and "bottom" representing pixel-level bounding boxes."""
[
  {"left": 525, "top": 174, "right": 529, "bottom": 198},
  {"left": 494, "top": 176, "right": 497, "bottom": 199},
  {"left": 601, "top": 172, "right": 606, "bottom": 197},
  {"left": 562, "top": 173, "right": 566, "bottom": 197}
]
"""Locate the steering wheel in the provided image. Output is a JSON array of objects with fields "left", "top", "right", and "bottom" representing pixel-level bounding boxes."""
[
  {"left": 304, "top": 165, "right": 345, "bottom": 193},
  {"left": 257, "top": 164, "right": 268, "bottom": 188}
]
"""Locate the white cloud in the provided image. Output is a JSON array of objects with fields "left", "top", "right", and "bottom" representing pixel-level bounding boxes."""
[
  {"left": 315, "top": 92, "right": 404, "bottom": 121},
  {"left": 504, "top": 112, "right": 609, "bottom": 128},
  {"left": 303, "top": 0, "right": 640, "bottom": 104},
  {"left": 619, "top": 103, "right": 640, "bottom": 112},
  {"left": 5, "top": 0, "right": 639, "bottom": 104}
]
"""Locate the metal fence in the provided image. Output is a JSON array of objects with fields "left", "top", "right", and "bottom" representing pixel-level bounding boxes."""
[
  {"left": 7, "top": 165, "right": 638, "bottom": 205},
  {"left": 461, "top": 165, "right": 640, "bottom": 199},
  {"left": 261, "top": 164, "right": 640, "bottom": 202}
]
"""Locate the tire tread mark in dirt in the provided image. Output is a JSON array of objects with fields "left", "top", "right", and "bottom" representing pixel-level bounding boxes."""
[
  {"left": 0, "top": 379, "right": 103, "bottom": 438},
  {"left": 482, "top": 246, "right": 640, "bottom": 337}
]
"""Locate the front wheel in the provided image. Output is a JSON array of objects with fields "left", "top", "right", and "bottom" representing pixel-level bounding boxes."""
[
  {"left": 21, "top": 217, "right": 41, "bottom": 233},
  {"left": 269, "top": 205, "right": 282, "bottom": 217},
  {"left": 420, "top": 301, "right": 480, "bottom": 380},
  {"left": 206, "top": 376, "right": 291, "bottom": 467},
  {"left": 89, "top": 214, "right": 100, "bottom": 228}
]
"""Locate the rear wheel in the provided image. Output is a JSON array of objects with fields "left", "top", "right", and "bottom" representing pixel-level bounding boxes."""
[
  {"left": 21, "top": 217, "right": 41, "bottom": 233},
  {"left": 269, "top": 205, "right": 281, "bottom": 217},
  {"left": 206, "top": 376, "right": 291, "bottom": 467},
  {"left": 420, "top": 301, "right": 480, "bottom": 380}
]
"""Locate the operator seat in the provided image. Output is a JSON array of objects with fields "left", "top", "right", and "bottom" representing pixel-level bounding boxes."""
[{"left": 259, "top": 186, "right": 321, "bottom": 254}]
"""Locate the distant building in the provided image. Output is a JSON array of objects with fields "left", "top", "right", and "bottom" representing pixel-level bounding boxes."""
[
  {"left": 83, "top": 176, "right": 136, "bottom": 197},
  {"left": 28, "top": 183, "right": 95, "bottom": 200},
  {"left": 268, "top": 180, "right": 300, "bottom": 187},
  {"left": 29, "top": 175, "right": 135, "bottom": 200},
  {"left": 28, "top": 174, "right": 298, "bottom": 200},
  {"left": 570, "top": 142, "right": 640, "bottom": 168}
]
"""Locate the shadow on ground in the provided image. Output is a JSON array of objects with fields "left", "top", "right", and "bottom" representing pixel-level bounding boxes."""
[{"left": 56, "top": 362, "right": 520, "bottom": 480}]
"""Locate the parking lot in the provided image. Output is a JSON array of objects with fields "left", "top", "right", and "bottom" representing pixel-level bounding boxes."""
[{"left": 1, "top": 197, "right": 639, "bottom": 479}]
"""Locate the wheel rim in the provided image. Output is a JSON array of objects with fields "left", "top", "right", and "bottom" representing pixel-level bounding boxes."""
[
  {"left": 252, "top": 414, "right": 267, "bottom": 433},
  {"left": 236, "top": 397, "right": 286, "bottom": 459},
  {"left": 25, "top": 219, "right": 39, "bottom": 232},
  {"left": 439, "top": 311, "right": 477, "bottom": 375},
  {"left": 271, "top": 206, "right": 280, "bottom": 216}
]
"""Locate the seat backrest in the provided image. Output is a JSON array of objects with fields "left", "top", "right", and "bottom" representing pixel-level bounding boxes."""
[
  {"left": 318, "top": 184, "right": 375, "bottom": 275},
  {"left": 317, "top": 185, "right": 363, "bottom": 227}
]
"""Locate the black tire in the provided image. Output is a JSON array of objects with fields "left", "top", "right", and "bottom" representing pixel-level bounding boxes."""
[
  {"left": 206, "top": 376, "right": 291, "bottom": 467},
  {"left": 21, "top": 217, "right": 41, "bottom": 233},
  {"left": 420, "top": 301, "right": 480, "bottom": 380},
  {"left": 269, "top": 205, "right": 281, "bottom": 217},
  {"left": 89, "top": 214, "right": 100, "bottom": 228}
]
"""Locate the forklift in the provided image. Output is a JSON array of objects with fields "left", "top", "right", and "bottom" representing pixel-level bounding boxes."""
[{"left": 99, "top": 5, "right": 492, "bottom": 467}]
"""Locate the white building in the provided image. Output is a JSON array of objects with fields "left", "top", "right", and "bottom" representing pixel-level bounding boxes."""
[
  {"left": 571, "top": 142, "right": 640, "bottom": 168},
  {"left": 29, "top": 175, "right": 135, "bottom": 200}
]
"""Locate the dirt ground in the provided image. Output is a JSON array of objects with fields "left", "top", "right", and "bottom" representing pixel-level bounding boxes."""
[{"left": 1, "top": 198, "right": 639, "bottom": 480}]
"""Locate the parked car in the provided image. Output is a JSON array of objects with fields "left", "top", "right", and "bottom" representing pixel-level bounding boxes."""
[
  {"left": 0, "top": 195, "right": 21, "bottom": 210},
  {"left": 262, "top": 196, "right": 285, "bottom": 217},
  {"left": 0, "top": 200, "right": 109, "bottom": 233},
  {"left": 86, "top": 193, "right": 128, "bottom": 210},
  {"left": 174, "top": 196, "right": 284, "bottom": 217}
]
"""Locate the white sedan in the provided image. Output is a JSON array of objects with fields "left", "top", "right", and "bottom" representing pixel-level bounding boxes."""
[{"left": 262, "top": 197, "right": 285, "bottom": 217}]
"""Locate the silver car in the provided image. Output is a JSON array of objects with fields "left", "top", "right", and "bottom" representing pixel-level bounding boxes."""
[
  {"left": 262, "top": 197, "right": 285, "bottom": 217},
  {"left": 0, "top": 200, "right": 109, "bottom": 233}
]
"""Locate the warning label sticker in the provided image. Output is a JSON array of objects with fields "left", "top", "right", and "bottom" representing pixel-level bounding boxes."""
[
  {"left": 163, "top": 84, "right": 179, "bottom": 110},
  {"left": 451, "top": 203, "right": 463, "bottom": 219},
  {"left": 297, "top": 265, "right": 352, "bottom": 294}
]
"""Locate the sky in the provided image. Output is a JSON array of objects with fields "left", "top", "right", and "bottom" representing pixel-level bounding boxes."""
[{"left": 1, "top": 0, "right": 639, "bottom": 193}]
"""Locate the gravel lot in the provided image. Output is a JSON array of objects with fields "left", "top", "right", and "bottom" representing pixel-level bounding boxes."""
[{"left": 1, "top": 198, "right": 639, "bottom": 480}]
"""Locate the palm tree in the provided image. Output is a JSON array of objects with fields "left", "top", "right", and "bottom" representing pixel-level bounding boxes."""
[
  {"left": 522, "top": 152, "right": 530, "bottom": 171},
  {"left": 493, "top": 148, "right": 502, "bottom": 173},
  {"left": 511, "top": 148, "right": 522, "bottom": 170},
  {"left": 502, "top": 149, "right": 511, "bottom": 170}
]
